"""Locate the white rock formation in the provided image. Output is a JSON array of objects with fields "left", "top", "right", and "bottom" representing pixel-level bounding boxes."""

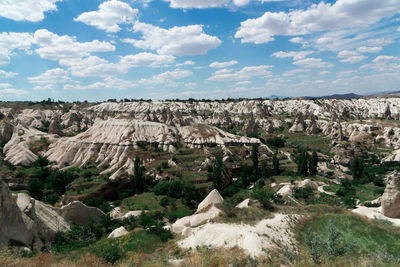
[
  {"left": 59, "top": 201, "right": 105, "bottom": 225},
  {"left": 179, "top": 213, "right": 299, "bottom": 257},
  {"left": 381, "top": 171, "right": 400, "bottom": 218},
  {"left": 108, "top": 226, "right": 129, "bottom": 238},
  {"left": 171, "top": 189, "right": 223, "bottom": 235}
]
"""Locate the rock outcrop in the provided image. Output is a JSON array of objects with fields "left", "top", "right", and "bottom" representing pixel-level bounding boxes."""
[
  {"left": 58, "top": 201, "right": 105, "bottom": 225},
  {"left": 289, "top": 112, "right": 307, "bottom": 133},
  {"left": 171, "top": 189, "right": 223, "bottom": 235},
  {"left": 381, "top": 171, "right": 400, "bottom": 218},
  {"left": 48, "top": 120, "right": 64, "bottom": 136},
  {"left": 108, "top": 226, "right": 129, "bottom": 238}
]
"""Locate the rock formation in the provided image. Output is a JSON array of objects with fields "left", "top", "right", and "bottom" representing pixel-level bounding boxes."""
[
  {"left": 108, "top": 226, "right": 129, "bottom": 238},
  {"left": 289, "top": 112, "right": 307, "bottom": 133},
  {"left": 58, "top": 201, "right": 105, "bottom": 225},
  {"left": 384, "top": 104, "right": 392, "bottom": 119},
  {"left": 381, "top": 171, "right": 400, "bottom": 218},
  {"left": 48, "top": 119, "right": 64, "bottom": 136}
]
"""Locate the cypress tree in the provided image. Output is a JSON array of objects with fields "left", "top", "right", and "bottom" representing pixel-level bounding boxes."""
[
  {"left": 351, "top": 157, "right": 363, "bottom": 181},
  {"left": 309, "top": 151, "right": 319, "bottom": 176},
  {"left": 133, "top": 156, "right": 145, "bottom": 194},
  {"left": 212, "top": 155, "right": 223, "bottom": 190},
  {"left": 251, "top": 144, "right": 259, "bottom": 178},
  {"left": 261, "top": 160, "right": 267, "bottom": 179},
  {"left": 297, "top": 152, "right": 309, "bottom": 176},
  {"left": 273, "top": 151, "right": 280, "bottom": 175},
  {"left": 241, "top": 164, "right": 250, "bottom": 188}
]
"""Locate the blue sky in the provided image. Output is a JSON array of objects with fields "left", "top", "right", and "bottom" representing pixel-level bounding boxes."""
[{"left": 0, "top": 0, "right": 399, "bottom": 101}]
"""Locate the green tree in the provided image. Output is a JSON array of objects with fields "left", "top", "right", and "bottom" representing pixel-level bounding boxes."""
[
  {"left": 211, "top": 155, "right": 224, "bottom": 190},
  {"left": 273, "top": 151, "right": 280, "bottom": 175},
  {"left": 351, "top": 157, "right": 363, "bottom": 181},
  {"left": 309, "top": 151, "right": 319, "bottom": 176},
  {"left": 261, "top": 160, "right": 267, "bottom": 179},
  {"left": 27, "top": 178, "right": 44, "bottom": 200},
  {"left": 297, "top": 152, "right": 309, "bottom": 176},
  {"left": 133, "top": 156, "right": 145, "bottom": 194},
  {"left": 251, "top": 144, "right": 259, "bottom": 178},
  {"left": 241, "top": 163, "right": 250, "bottom": 188}
]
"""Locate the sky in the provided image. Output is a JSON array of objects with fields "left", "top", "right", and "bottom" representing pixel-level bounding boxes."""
[{"left": 0, "top": 0, "right": 399, "bottom": 101}]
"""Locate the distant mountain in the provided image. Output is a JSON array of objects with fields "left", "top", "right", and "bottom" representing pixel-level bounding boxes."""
[
  {"left": 303, "top": 93, "right": 362, "bottom": 99},
  {"left": 268, "top": 94, "right": 292, "bottom": 99}
]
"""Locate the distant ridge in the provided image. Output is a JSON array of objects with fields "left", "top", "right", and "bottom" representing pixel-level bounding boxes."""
[{"left": 303, "top": 93, "right": 362, "bottom": 99}]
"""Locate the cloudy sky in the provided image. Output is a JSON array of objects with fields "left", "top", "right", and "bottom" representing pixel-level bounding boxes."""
[{"left": 0, "top": 0, "right": 399, "bottom": 101}]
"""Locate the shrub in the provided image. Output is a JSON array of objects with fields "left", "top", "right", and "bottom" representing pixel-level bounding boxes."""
[
  {"left": 161, "top": 161, "right": 169, "bottom": 169},
  {"left": 293, "top": 185, "right": 315, "bottom": 202},
  {"left": 168, "top": 180, "right": 184, "bottom": 198},
  {"left": 303, "top": 231, "right": 324, "bottom": 264},
  {"left": 388, "top": 129, "right": 395, "bottom": 136},
  {"left": 43, "top": 193, "right": 60, "bottom": 205},
  {"left": 251, "top": 187, "right": 276, "bottom": 211},
  {"left": 266, "top": 136, "right": 285, "bottom": 148},
  {"left": 93, "top": 242, "right": 123, "bottom": 264},
  {"left": 373, "top": 176, "right": 385, "bottom": 187},
  {"left": 27, "top": 178, "right": 44, "bottom": 200},
  {"left": 159, "top": 197, "right": 169, "bottom": 208},
  {"left": 153, "top": 181, "right": 170, "bottom": 195},
  {"left": 364, "top": 201, "right": 381, "bottom": 207}
]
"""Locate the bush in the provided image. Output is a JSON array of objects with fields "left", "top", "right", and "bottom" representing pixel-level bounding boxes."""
[
  {"left": 93, "top": 242, "right": 123, "bottom": 264},
  {"left": 27, "top": 178, "right": 44, "bottom": 200},
  {"left": 161, "top": 161, "right": 169, "bottom": 169},
  {"left": 266, "top": 136, "right": 285, "bottom": 148},
  {"left": 159, "top": 197, "right": 169, "bottom": 208},
  {"left": 364, "top": 201, "right": 381, "bottom": 207},
  {"left": 251, "top": 187, "right": 276, "bottom": 211},
  {"left": 373, "top": 176, "right": 385, "bottom": 187},
  {"left": 303, "top": 231, "right": 324, "bottom": 264},
  {"left": 293, "top": 185, "right": 315, "bottom": 202},
  {"left": 153, "top": 181, "right": 170, "bottom": 195},
  {"left": 168, "top": 180, "right": 184, "bottom": 198},
  {"left": 43, "top": 193, "right": 60, "bottom": 205}
]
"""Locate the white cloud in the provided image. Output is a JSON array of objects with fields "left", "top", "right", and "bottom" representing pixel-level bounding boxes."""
[
  {"left": 74, "top": 1, "right": 138, "bottom": 33},
  {"left": 59, "top": 53, "right": 174, "bottom": 78},
  {"left": 0, "top": 0, "right": 62, "bottom": 22},
  {"left": 0, "top": 32, "right": 33, "bottom": 66},
  {"left": 0, "top": 70, "right": 18, "bottom": 78},
  {"left": 358, "top": 46, "right": 382, "bottom": 53},
  {"left": 340, "top": 55, "right": 367, "bottom": 63},
  {"left": 318, "top": 71, "right": 330, "bottom": 75},
  {"left": 163, "top": 0, "right": 230, "bottom": 9},
  {"left": 337, "top": 50, "right": 367, "bottom": 63},
  {"left": 28, "top": 68, "right": 71, "bottom": 84},
  {"left": 123, "top": 22, "right": 221, "bottom": 56},
  {"left": 34, "top": 29, "right": 115, "bottom": 61},
  {"left": 282, "top": 68, "right": 310, "bottom": 77},
  {"left": 235, "top": 0, "right": 400, "bottom": 44},
  {"left": 64, "top": 77, "right": 135, "bottom": 91},
  {"left": 120, "top": 53, "right": 175, "bottom": 68},
  {"left": 293, "top": 58, "right": 334, "bottom": 68},
  {"left": 233, "top": 0, "right": 250, "bottom": 6},
  {"left": 33, "top": 84, "right": 55, "bottom": 91},
  {"left": 289, "top": 37, "right": 303, "bottom": 44},
  {"left": 137, "top": 69, "right": 193, "bottom": 86},
  {"left": 0, "top": 83, "right": 28, "bottom": 96},
  {"left": 372, "top": 55, "right": 397, "bottom": 64},
  {"left": 271, "top": 51, "right": 314, "bottom": 60},
  {"left": 208, "top": 65, "right": 272, "bottom": 81},
  {"left": 209, "top": 60, "right": 238, "bottom": 68}
]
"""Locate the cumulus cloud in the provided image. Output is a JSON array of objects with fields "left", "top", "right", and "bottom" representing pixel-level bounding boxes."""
[
  {"left": 123, "top": 22, "right": 221, "bottom": 56},
  {"left": 33, "top": 29, "right": 115, "bottom": 61},
  {"left": 0, "top": 83, "right": 28, "bottom": 96},
  {"left": 208, "top": 65, "right": 273, "bottom": 81},
  {"left": 358, "top": 46, "right": 382, "bottom": 53},
  {"left": 0, "top": 0, "right": 62, "bottom": 22},
  {"left": 59, "top": 52, "right": 174, "bottom": 78},
  {"left": 337, "top": 50, "right": 367, "bottom": 63},
  {"left": 372, "top": 55, "right": 397, "bottom": 64},
  {"left": 209, "top": 60, "right": 238, "bottom": 68},
  {"left": 137, "top": 69, "right": 193, "bottom": 86},
  {"left": 74, "top": 0, "right": 138, "bottom": 33},
  {"left": 235, "top": 0, "right": 400, "bottom": 44},
  {"left": 0, "top": 70, "right": 18, "bottom": 78},
  {"left": 0, "top": 32, "right": 33, "bottom": 66},
  {"left": 64, "top": 77, "right": 135, "bottom": 90},
  {"left": 28, "top": 68, "right": 71, "bottom": 84},
  {"left": 163, "top": 0, "right": 230, "bottom": 9},
  {"left": 293, "top": 58, "right": 334, "bottom": 68},
  {"left": 271, "top": 51, "right": 314, "bottom": 60}
]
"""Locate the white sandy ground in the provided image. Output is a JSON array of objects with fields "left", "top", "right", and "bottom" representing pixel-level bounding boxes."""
[
  {"left": 178, "top": 213, "right": 300, "bottom": 257},
  {"left": 352, "top": 206, "right": 400, "bottom": 227}
]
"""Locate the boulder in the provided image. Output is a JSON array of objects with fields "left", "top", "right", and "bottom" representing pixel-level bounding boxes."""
[
  {"left": 108, "top": 226, "right": 129, "bottom": 238},
  {"left": 0, "top": 182, "right": 37, "bottom": 250},
  {"left": 297, "top": 179, "right": 318, "bottom": 189},
  {"left": 197, "top": 189, "right": 223, "bottom": 212},
  {"left": 59, "top": 201, "right": 105, "bottom": 225},
  {"left": 235, "top": 198, "right": 260, "bottom": 209},
  {"left": 381, "top": 171, "right": 400, "bottom": 218},
  {"left": 277, "top": 184, "right": 294, "bottom": 197}
]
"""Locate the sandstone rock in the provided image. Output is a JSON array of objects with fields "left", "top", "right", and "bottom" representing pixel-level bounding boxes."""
[
  {"left": 59, "top": 201, "right": 105, "bottom": 225},
  {"left": 0, "top": 182, "right": 37, "bottom": 250},
  {"left": 235, "top": 198, "right": 260, "bottom": 209},
  {"left": 277, "top": 184, "right": 294, "bottom": 197},
  {"left": 0, "top": 120, "right": 13, "bottom": 144},
  {"left": 108, "top": 226, "right": 129, "bottom": 238},
  {"left": 48, "top": 120, "right": 64, "bottom": 136},
  {"left": 289, "top": 112, "right": 307, "bottom": 133},
  {"left": 243, "top": 113, "right": 258, "bottom": 135},
  {"left": 171, "top": 189, "right": 223, "bottom": 235},
  {"left": 384, "top": 104, "right": 392, "bottom": 119},
  {"left": 381, "top": 171, "right": 400, "bottom": 218},
  {"left": 297, "top": 179, "right": 318, "bottom": 189}
]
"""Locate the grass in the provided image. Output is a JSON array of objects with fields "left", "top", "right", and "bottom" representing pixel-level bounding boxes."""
[
  {"left": 284, "top": 133, "right": 332, "bottom": 155},
  {"left": 297, "top": 212, "right": 400, "bottom": 265},
  {"left": 121, "top": 192, "right": 164, "bottom": 211},
  {"left": 323, "top": 182, "right": 383, "bottom": 203}
]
